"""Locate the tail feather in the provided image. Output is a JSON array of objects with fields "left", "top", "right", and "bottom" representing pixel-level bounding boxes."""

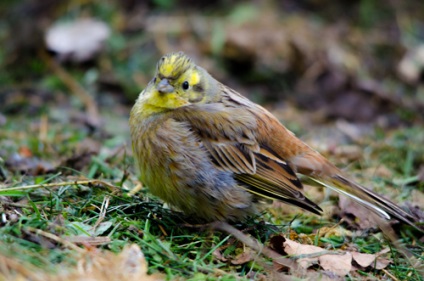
[
  {"left": 291, "top": 152, "right": 419, "bottom": 229},
  {"left": 311, "top": 174, "right": 418, "bottom": 228}
]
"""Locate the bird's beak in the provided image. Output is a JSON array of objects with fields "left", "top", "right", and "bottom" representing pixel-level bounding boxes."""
[{"left": 157, "top": 78, "right": 174, "bottom": 93}]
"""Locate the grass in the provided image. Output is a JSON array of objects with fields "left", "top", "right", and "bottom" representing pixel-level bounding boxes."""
[
  {"left": 0, "top": 2, "right": 423, "bottom": 278},
  {"left": 0, "top": 110, "right": 423, "bottom": 280}
]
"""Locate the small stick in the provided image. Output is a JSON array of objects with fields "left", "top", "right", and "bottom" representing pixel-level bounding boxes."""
[
  {"left": 0, "top": 179, "right": 118, "bottom": 192},
  {"left": 209, "top": 221, "right": 299, "bottom": 271},
  {"left": 25, "top": 226, "right": 85, "bottom": 254},
  {"left": 92, "top": 195, "right": 110, "bottom": 231}
]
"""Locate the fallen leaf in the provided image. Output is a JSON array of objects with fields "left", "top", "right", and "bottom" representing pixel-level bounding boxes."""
[
  {"left": 351, "top": 252, "right": 376, "bottom": 267},
  {"left": 231, "top": 250, "right": 254, "bottom": 265},
  {"left": 281, "top": 238, "right": 391, "bottom": 277},
  {"left": 283, "top": 239, "right": 323, "bottom": 269},
  {"left": 0, "top": 244, "right": 165, "bottom": 281},
  {"left": 117, "top": 244, "right": 149, "bottom": 278},
  {"left": 375, "top": 257, "right": 391, "bottom": 270},
  {"left": 319, "top": 252, "right": 352, "bottom": 277},
  {"left": 269, "top": 234, "right": 286, "bottom": 255},
  {"left": 212, "top": 249, "right": 227, "bottom": 262},
  {"left": 75, "top": 244, "right": 165, "bottom": 281}
]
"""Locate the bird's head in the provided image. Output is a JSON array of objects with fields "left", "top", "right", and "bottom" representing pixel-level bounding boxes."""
[{"left": 136, "top": 52, "right": 218, "bottom": 115}]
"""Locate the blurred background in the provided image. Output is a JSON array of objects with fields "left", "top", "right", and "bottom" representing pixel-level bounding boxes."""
[
  {"left": 0, "top": 1, "right": 423, "bottom": 279},
  {"left": 1, "top": 0, "right": 424, "bottom": 123}
]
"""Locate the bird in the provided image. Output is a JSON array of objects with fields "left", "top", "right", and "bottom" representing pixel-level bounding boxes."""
[{"left": 129, "top": 51, "right": 418, "bottom": 228}]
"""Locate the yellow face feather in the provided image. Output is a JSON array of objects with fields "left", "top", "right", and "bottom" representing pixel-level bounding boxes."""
[
  {"left": 157, "top": 52, "right": 193, "bottom": 78},
  {"left": 184, "top": 70, "right": 200, "bottom": 86},
  {"left": 134, "top": 52, "right": 208, "bottom": 117}
]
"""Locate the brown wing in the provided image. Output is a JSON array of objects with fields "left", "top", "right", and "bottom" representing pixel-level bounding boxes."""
[
  {"left": 236, "top": 146, "right": 323, "bottom": 215},
  {"left": 221, "top": 86, "right": 418, "bottom": 227},
  {"left": 173, "top": 102, "right": 323, "bottom": 215}
]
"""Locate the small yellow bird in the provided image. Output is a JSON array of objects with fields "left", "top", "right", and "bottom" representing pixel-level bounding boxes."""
[{"left": 130, "top": 52, "right": 417, "bottom": 226}]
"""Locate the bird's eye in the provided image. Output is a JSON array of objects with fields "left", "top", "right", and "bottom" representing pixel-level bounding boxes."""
[{"left": 182, "top": 81, "right": 189, "bottom": 90}]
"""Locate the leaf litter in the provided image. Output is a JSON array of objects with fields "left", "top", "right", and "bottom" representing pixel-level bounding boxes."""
[
  {"left": 270, "top": 235, "right": 391, "bottom": 277},
  {"left": 0, "top": 243, "right": 164, "bottom": 281}
]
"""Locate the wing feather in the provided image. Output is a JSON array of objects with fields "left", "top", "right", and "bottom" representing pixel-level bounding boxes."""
[{"left": 173, "top": 99, "right": 322, "bottom": 215}]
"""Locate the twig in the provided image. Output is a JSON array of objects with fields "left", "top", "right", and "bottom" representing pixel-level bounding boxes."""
[
  {"left": 381, "top": 268, "right": 400, "bottom": 281},
  {"left": 0, "top": 179, "right": 119, "bottom": 192},
  {"left": 92, "top": 195, "right": 110, "bottom": 231},
  {"left": 290, "top": 250, "right": 346, "bottom": 259},
  {"left": 64, "top": 236, "right": 111, "bottom": 246},
  {"left": 1, "top": 202, "right": 32, "bottom": 209},
  {"left": 25, "top": 226, "right": 85, "bottom": 254},
  {"left": 209, "top": 221, "right": 299, "bottom": 271}
]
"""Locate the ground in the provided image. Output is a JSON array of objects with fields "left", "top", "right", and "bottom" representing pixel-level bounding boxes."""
[{"left": 0, "top": 1, "right": 423, "bottom": 280}]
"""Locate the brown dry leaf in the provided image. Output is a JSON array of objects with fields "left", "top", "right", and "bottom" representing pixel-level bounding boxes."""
[
  {"left": 281, "top": 238, "right": 391, "bottom": 277},
  {"left": 284, "top": 238, "right": 352, "bottom": 276},
  {"left": 319, "top": 252, "right": 352, "bottom": 277},
  {"left": 351, "top": 251, "right": 391, "bottom": 270},
  {"left": 351, "top": 252, "right": 376, "bottom": 267},
  {"left": 0, "top": 244, "right": 164, "bottom": 281},
  {"left": 212, "top": 249, "right": 228, "bottom": 262},
  {"left": 68, "top": 244, "right": 164, "bottom": 281},
  {"left": 375, "top": 257, "right": 391, "bottom": 270},
  {"left": 269, "top": 235, "right": 286, "bottom": 255},
  {"left": 231, "top": 249, "right": 254, "bottom": 265},
  {"left": 283, "top": 239, "right": 324, "bottom": 269}
]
